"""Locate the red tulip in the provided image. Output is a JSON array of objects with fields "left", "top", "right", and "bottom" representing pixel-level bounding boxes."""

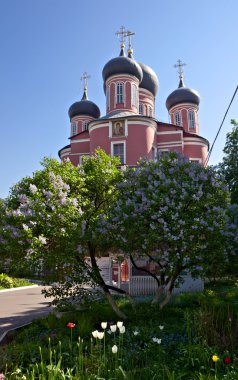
[
  {"left": 223, "top": 356, "right": 232, "bottom": 365},
  {"left": 67, "top": 322, "right": 76, "bottom": 328}
]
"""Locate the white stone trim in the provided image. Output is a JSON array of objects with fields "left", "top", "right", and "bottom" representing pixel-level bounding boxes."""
[
  {"left": 184, "top": 141, "right": 208, "bottom": 147},
  {"left": 71, "top": 139, "right": 90, "bottom": 143},
  {"left": 157, "top": 130, "right": 183, "bottom": 136},
  {"left": 190, "top": 157, "right": 202, "bottom": 163},
  {"left": 89, "top": 123, "right": 108, "bottom": 133}
]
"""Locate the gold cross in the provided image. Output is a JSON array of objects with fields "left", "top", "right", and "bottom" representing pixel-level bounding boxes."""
[
  {"left": 174, "top": 59, "right": 186, "bottom": 79},
  {"left": 80, "top": 72, "right": 90, "bottom": 91},
  {"left": 126, "top": 30, "right": 135, "bottom": 50},
  {"left": 115, "top": 26, "right": 127, "bottom": 46}
]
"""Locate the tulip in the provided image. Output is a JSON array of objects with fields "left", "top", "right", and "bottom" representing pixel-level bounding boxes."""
[
  {"left": 119, "top": 326, "right": 125, "bottom": 334},
  {"left": 67, "top": 322, "right": 75, "bottom": 328},
  {"left": 92, "top": 330, "right": 99, "bottom": 338},
  {"left": 133, "top": 330, "right": 139, "bottom": 336},
  {"left": 159, "top": 325, "right": 164, "bottom": 330},
  {"left": 110, "top": 325, "right": 117, "bottom": 333},
  {"left": 212, "top": 355, "right": 219, "bottom": 363},
  {"left": 101, "top": 322, "right": 107, "bottom": 329},
  {"left": 112, "top": 345, "right": 118, "bottom": 354},
  {"left": 117, "top": 321, "right": 123, "bottom": 328},
  {"left": 97, "top": 331, "right": 104, "bottom": 340},
  {"left": 223, "top": 356, "right": 232, "bottom": 364}
]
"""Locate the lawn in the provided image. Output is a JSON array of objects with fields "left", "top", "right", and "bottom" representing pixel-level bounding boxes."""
[{"left": 0, "top": 280, "right": 238, "bottom": 379}]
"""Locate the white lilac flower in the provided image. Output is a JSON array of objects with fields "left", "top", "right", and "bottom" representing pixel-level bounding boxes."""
[
  {"left": 22, "top": 224, "right": 29, "bottom": 231},
  {"left": 101, "top": 322, "right": 107, "bottom": 329},
  {"left": 92, "top": 330, "right": 98, "bottom": 338},
  {"left": 38, "top": 235, "right": 47, "bottom": 245},
  {"left": 110, "top": 325, "right": 117, "bottom": 333},
  {"left": 112, "top": 345, "right": 118, "bottom": 354},
  {"left": 152, "top": 337, "right": 161, "bottom": 344},
  {"left": 29, "top": 184, "right": 37, "bottom": 194},
  {"left": 119, "top": 326, "right": 125, "bottom": 334},
  {"left": 97, "top": 332, "right": 104, "bottom": 340},
  {"left": 159, "top": 325, "right": 164, "bottom": 330},
  {"left": 117, "top": 321, "right": 123, "bottom": 328}
]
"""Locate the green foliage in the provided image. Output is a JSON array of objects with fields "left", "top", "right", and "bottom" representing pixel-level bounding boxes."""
[
  {"left": 0, "top": 274, "right": 33, "bottom": 289},
  {"left": 219, "top": 119, "right": 238, "bottom": 204}
]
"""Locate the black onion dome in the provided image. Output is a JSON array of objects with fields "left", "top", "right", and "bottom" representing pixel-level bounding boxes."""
[
  {"left": 166, "top": 77, "right": 200, "bottom": 110},
  {"left": 139, "top": 63, "right": 159, "bottom": 96},
  {"left": 102, "top": 56, "right": 143, "bottom": 84},
  {"left": 68, "top": 90, "right": 100, "bottom": 120}
]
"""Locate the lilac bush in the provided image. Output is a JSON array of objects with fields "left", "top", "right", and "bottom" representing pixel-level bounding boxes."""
[{"left": 99, "top": 152, "right": 231, "bottom": 307}]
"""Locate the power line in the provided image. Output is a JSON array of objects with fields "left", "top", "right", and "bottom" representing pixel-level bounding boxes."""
[{"left": 204, "top": 84, "right": 238, "bottom": 166}]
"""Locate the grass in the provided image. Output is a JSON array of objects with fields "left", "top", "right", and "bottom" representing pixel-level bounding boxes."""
[{"left": 0, "top": 280, "right": 238, "bottom": 379}]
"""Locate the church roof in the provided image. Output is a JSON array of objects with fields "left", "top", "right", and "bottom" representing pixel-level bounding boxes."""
[{"left": 166, "top": 77, "right": 200, "bottom": 110}]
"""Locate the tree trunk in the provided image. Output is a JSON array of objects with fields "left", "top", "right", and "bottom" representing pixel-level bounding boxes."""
[
  {"left": 151, "top": 286, "right": 165, "bottom": 304},
  {"left": 105, "top": 292, "right": 127, "bottom": 319},
  {"left": 88, "top": 243, "right": 128, "bottom": 318},
  {"left": 159, "top": 290, "right": 173, "bottom": 309}
]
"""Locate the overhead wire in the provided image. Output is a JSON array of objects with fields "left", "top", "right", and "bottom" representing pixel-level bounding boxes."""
[{"left": 204, "top": 84, "right": 238, "bottom": 166}]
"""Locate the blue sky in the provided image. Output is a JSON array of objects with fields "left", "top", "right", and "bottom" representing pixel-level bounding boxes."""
[{"left": 0, "top": 0, "right": 237, "bottom": 198}]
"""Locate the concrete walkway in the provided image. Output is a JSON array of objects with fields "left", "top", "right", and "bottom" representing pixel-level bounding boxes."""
[{"left": 0, "top": 285, "right": 53, "bottom": 342}]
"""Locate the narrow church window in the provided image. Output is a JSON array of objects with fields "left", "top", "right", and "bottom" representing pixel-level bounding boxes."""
[
  {"left": 106, "top": 85, "right": 110, "bottom": 112},
  {"left": 139, "top": 103, "right": 144, "bottom": 115},
  {"left": 72, "top": 123, "right": 77, "bottom": 135},
  {"left": 148, "top": 106, "right": 153, "bottom": 117},
  {"left": 174, "top": 111, "right": 181, "bottom": 126},
  {"left": 113, "top": 143, "right": 125, "bottom": 164},
  {"left": 116, "top": 83, "right": 124, "bottom": 104},
  {"left": 132, "top": 84, "right": 137, "bottom": 106},
  {"left": 188, "top": 110, "right": 195, "bottom": 129},
  {"left": 83, "top": 121, "right": 89, "bottom": 131}
]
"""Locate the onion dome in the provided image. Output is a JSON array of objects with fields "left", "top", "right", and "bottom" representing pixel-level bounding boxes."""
[
  {"left": 102, "top": 45, "right": 143, "bottom": 87},
  {"left": 68, "top": 89, "right": 100, "bottom": 120},
  {"left": 166, "top": 77, "right": 200, "bottom": 110},
  {"left": 139, "top": 63, "right": 159, "bottom": 96}
]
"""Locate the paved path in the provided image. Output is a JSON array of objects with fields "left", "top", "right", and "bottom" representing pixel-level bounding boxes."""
[{"left": 0, "top": 285, "right": 53, "bottom": 341}]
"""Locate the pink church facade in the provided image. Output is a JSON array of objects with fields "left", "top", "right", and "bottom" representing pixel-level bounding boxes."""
[{"left": 59, "top": 37, "right": 209, "bottom": 167}]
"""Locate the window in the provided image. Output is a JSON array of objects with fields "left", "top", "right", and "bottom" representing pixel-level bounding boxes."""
[
  {"left": 139, "top": 103, "right": 144, "bottom": 115},
  {"left": 113, "top": 143, "right": 125, "bottom": 164},
  {"left": 106, "top": 85, "right": 110, "bottom": 111},
  {"left": 148, "top": 106, "right": 153, "bottom": 117},
  {"left": 188, "top": 110, "right": 195, "bottom": 129},
  {"left": 174, "top": 111, "right": 181, "bottom": 126},
  {"left": 116, "top": 82, "right": 124, "bottom": 104},
  {"left": 71, "top": 123, "right": 77, "bottom": 135},
  {"left": 132, "top": 84, "right": 137, "bottom": 106},
  {"left": 83, "top": 121, "right": 89, "bottom": 131}
]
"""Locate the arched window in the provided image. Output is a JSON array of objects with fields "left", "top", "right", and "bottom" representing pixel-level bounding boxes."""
[
  {"left": 83, "top": 121, "right": 89, "bottom": 131},
  {"left": 71, "top": 123, "right": 77, "bottom": 135},
  {"left": 148, "top": 106, "right": 153, "bottom": 117},
  {"left": 188, "top": 110, "right": 195, "bottom": 129},
  {"left": 139, "top": 103, "right": 144, "bottom": 115},
  {"left": 132, "top": 84, "right": 137, "bottom": 106},
  {"left": 174, "top": 111, "right": 181, "bottom": 126},
  {"left": 116, "top": 82, "right": 124, "bottom": 104},
  {"left": 106, "top": 85, "right": 110, "bottom": 111}
]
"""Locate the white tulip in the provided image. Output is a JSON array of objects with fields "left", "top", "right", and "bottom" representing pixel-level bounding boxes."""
[
  {"left": 119, "top": 326, "right": 125, "bottom": 334},
  {"left": 117, "top": 321, "right": 123, "bottom": 328},
  {"left": 92, "top": 330, "right": 98, "bottom": 338},
  {"left": 101, "top": 322, "right": 107, "bottom": 329},
  {"left": 112, "top": 345, "right": 118, "bottom": 354},
  {"left": 97, "top": 332, "right": 104, "bottom": 340},
  {"left": 133, "top": 330, "right": 139, "bottom": 336},
  {"left": 152, "top": 337, "right": 162, "bottom": 344},
  {"left": 110, "top": 325, "right": 117, "bottom": 333},
  {"left": 159, "top": 325, "right": 164, "bottom": 330}
]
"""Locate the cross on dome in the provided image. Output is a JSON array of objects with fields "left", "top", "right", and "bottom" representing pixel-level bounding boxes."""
[
  {"left": 80, "top": 72, "right": 90, "bottom": 100},
  {"left": 174, "top": 59, "right": 186, "bottom": 79},
  {"left": 115, "top": 26, "right": 127, "bottom": 47}
]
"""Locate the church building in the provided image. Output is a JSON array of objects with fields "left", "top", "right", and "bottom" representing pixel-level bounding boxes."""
[{"left": 59, "top": 27, "right": 209, "bottom": 167}]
